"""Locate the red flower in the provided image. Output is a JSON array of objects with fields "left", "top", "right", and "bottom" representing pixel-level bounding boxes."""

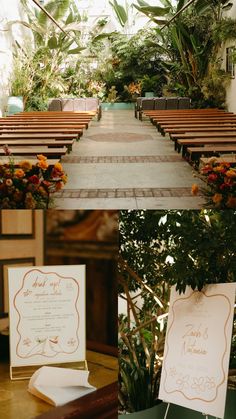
[
  {"left": 208, "top": 173, "right": 218, "bottom": 182},
  {"left": 28, "top": 175, "right": 40, "bottom": 184},
  {"left": 219, "top": 183, "right": 231, "bottom": 191}
]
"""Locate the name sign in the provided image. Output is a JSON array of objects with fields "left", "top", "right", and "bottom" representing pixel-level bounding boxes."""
[{"left": 159, "top": 283, "right": 236, "bottom": 418}]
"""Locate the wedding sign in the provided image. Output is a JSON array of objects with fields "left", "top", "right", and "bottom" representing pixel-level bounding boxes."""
[
  {"left": 159, "top": 283, "right": 236, "bottom": 418},
  {"left": 8, "top": 265, "right": 86, "bottom": 378}
]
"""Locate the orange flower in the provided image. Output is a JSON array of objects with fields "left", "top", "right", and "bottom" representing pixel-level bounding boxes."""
[
  {"left": 55, "top": 181, "right": 63, "bottom": 191},
  {"left": 19, "top": 160, "right": 32, "bottom": 171},
  {"left": 225, "top": 169, "right": 236, "bottom": 178},
  {"left": 14, "top": 168, "right": 25, "bottom": 178},
  {"left": 226, "top": 196, "right": 236, "bottom": 208},
  {"left": 37, "top": 160, "right": 49, "bottom": 170},
  {"left": 213, "top": 165, "right": 227, "bottom": 174},
  {"left": 62, "top": 174, "right": 68, "bottom": 183},
  {"left": 37, "top": 154, "right": 47, "bottom": 161},
  {"left": 212, "top": 193, "right": 223, "bottom": 204},
  {"left": 191, "top": 184, "right": 199, "bottom": 195},
  {"left": 54, "top": 162, "right": 63, "bottom": 172}
]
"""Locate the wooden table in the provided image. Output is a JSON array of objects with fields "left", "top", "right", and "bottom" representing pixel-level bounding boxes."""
[{"left": 0, "top": 349, "right": 117, "bottom": 419}]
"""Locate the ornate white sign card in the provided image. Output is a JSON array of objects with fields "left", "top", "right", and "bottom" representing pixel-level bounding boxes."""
[
  {"left": 8, "top": 265, "right": 86, "bottom": 379},
  {"left": 159, "top": 283, "right": 236, "bottom": 418}
]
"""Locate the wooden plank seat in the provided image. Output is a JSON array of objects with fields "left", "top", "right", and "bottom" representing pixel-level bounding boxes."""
[
  {"left": 15, "top": 110, "right": 96, "bottom": 115},
  {"left": 199, "top": 154, "right": 236, "bottom": 167},
  {"left": 187, "top": 145, "right": 236, "bottom": 162},
  {"left": 161, "top": 121, "right": 236, "bottom": 136},
  {"left": 21, "top": 110, "right": 97, "bottom": 116},
  {"left": 143, "top": 108, "right": 227, "bottom": 115},
  {"left": 0, "top": 139, "right": 74, "bottom": 152},
  {"left": 0, "top": 133, "right": 77, "bottom": 140},
  {"left": 0, "top": 157, "right": 60, "bottom": 165},
  {"left": 0, "top": 128, "right": 83, "bottom": 137},
  {"left": 9, "top": 112, "right": 94, "bottom": 119},
  {"left": 144, "top": 110, "right": 230, "bottom": 121},
  {"left": 171, "top": 132, "right": 236, "bottom": 152},
  {"left": 0, "top": 121, "right": 89, "bottom": 129},
  {"left": 177, "top": 138, "right": 236, "bottom": 157},
  {"left": 200, "top": 156, "right": 236, "bottom": 167},
  {"left": 4, "top": 117, "right": 92, "bottom": 123},
  {"left": 152, "top": 115, "right": 236, "bottom": 124},
  {"left": 0, "top": 146, "right": 67, "bottom": 158},
  {"left": 161, "top": 122, "right": 236, "bottom": 131},
  {"left": 171, "top": 132, "right": 236, "bottom": 140},
  {"left": 153, "top": 116, "right": 236, "bottom": 131},
  {"left": 5, "top": 114, "right": 94, "bottom": 121}
]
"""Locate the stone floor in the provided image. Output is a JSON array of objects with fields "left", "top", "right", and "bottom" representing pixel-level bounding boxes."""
[{"left": 54, "top": 109, "right": 205, "bottom": 209}]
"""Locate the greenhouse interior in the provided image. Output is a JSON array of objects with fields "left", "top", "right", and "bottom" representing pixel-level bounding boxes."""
[{"left": 0, "top": 1, "right": 236, "bottom": 419}]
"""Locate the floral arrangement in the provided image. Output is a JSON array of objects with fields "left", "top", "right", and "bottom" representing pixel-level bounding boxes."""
[
  {"left": 0, "top": 147, "right": 67, "bottom": 209},
  {"left": 192, "top": 157, "right": 236, "bottom": 208}
]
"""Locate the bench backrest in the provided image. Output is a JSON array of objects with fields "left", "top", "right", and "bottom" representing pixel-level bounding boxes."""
[{"left": 48, "top": 98, "right": 100, "bottom": 112}]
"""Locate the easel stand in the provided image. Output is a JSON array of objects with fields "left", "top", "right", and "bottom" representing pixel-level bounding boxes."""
[{"left": 163, "top": 403, "right": 220, "bottom": 419}]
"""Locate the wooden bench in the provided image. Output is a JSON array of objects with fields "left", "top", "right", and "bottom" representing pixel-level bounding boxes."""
[
  {"left": 171, "top": 132, "right": 236, "bottom": 140},
  {"left": 0, "top": 128, "right": 83, "bottom": 138},
  {"left": 143, "top": 108, "right": 227, "bottom": 116},
  {"left": 0, "top": 121, "right": 89, "bottom": 129},
  {"left": 0, "top": 133, "right": 77, "bottom": 140},
  {"left": 144, "top": 110, "right": 231, "bottom": 122},
  {"left": 200, "top": 156, "right": 236, "bottom": 167},
  {"left": 155, "top": 117, "right": 236, "bottom": 132},
  {"left": 163, "top": 125, "right": 236, "bottom": 135},
  {"left": 0, "top": 124, "right": 85, "bottom": 136},
  {"left": 177, "top": 138, "right": 236, "bottom": 156},
  {"left": 3, "top": 112, "right": 93, "bottom": 117},
  {"left": 0, "top": 157, "right": 60, "bottom": 165},
  {"left": 21, "top": 110, "right": 96, "bottom": 116},
  {"left": 170, "top": 132, "right": 236, "bottom": 151},
  {"left": 0, "top": 139, "right": 74, "bottom": 152},
  {"left": 187, "top": 145, "right": 236, "bottom": 162},
  {"left": 4, "top": 118, "right": 92, "bottom": 124},
  {"left": 0, "top": 146, "right": 67, "bottom": 158}
]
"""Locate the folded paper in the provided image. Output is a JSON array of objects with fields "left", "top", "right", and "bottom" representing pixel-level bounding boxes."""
[{"left": 28, "top": 366, "right": 96, "bottom": 406}]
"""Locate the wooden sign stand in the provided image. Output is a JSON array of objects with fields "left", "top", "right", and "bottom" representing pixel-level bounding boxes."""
[{"left": 10, "top": 360, "right": 88, "bottom": 381}]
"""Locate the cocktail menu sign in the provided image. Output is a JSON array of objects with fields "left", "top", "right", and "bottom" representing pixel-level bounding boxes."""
[
  {"left": 8, "top": 265, "right": 86, "bottom": 376},
  {"left": 159, "top": 283, "right": 236, "bottom": 418}
]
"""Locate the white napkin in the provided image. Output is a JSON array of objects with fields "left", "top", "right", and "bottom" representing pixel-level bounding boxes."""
[{"left": 28, "top": 366, "right": 96, "bottom": 406}]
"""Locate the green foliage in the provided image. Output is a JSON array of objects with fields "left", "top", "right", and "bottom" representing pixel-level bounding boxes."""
[
  {"left": 95, "top": 29, "right": 167, "bottom": 101},
  {"left": 107, "top": 85, "right": 119, "bottom": 103},
  {"left": 119, "top": 344, "right": 161, "bottom": 412},
  {"left": 109, "top": 0, "right": 129, "bottom": 28},
  {"left": 119, "top": 210, "right": 236, "bottom": 294},
  {"left": 134, "top": 0, "right": 236, "bottom": 107},
  {"left": 8, "top": 0, "right": 87, "bottom": 109}
]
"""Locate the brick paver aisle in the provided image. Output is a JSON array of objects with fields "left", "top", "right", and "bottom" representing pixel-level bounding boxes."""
[{"left": 55, "top": 110, "right": 205, "bottom": 209}]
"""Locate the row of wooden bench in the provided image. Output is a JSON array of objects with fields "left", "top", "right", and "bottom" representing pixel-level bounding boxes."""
[
  {"left": 143, "top": 108, "right": 236, "bottom": 163},
  {"left": 0, "top": 110, "right": 97, "bottom": 160}
]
